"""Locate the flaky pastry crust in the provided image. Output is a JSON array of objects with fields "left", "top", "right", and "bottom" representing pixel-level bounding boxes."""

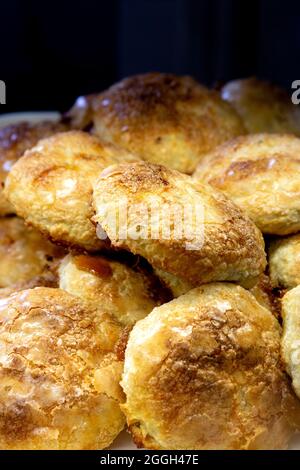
[
  {"left": 221, "top": 78, "right": 300, "bottom": 135},
  {"left": 93, "top": 162, "right": 266, "bottom": 287},
  {"left": 281, "top": 286, "right": 300, "bottom": 400},
  {"left": 0, "top": 120, "right": 68, "bottom": 215},
  {"left": 4, "top": 131, "right": 138, "bottom": 251},
  {"left": 69, "top": 73, "right": 245, "bottom": 174},
  {"left": 155, "top": 269, "right": 278, "bottom": 316},
  {"left": 194, "top": 134, "right": 300, "bottom": 235},
  {"left": 122, "top": 283, "right": 299, "bottom": 449},
  {"left": 0, "top": 287, "right": 125, "bottom": 449},
  {"left": 269, "top": 234, "right": 300, "bottom": 289},
  {"left": 59, "top": 253, "right": 169, "bottom": 326},
  {"left": 0, "top": 217, "right": 64, "bottom": 288}
]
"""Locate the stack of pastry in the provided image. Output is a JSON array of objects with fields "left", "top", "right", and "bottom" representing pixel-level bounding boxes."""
[{"left": 1, "top": 73, "right": 300, "bottom": 450}]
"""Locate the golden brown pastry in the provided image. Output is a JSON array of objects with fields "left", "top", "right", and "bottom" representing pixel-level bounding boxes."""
[
  {"left": 93, "top": 161, "right": 266, "bottom": 288},
  {"left": 155, "top": 269, "right": 279, "bottom": 317},
  {"left": 0, "top": 287, "right": 125, "bottom": 449},
  {"left": 63, "top": 93, "right": 97, "bottom": 130},
  {"left": 0, "top": 120, "right": 68, "bottom": 215},
  {"left": 4, "top": 131, "right": 138, "bottom": 251},
  {"left": 154, "top": 269, "right": 193, "bottom": 297},
  {"left": 0, "top": 217, "right": 63, "bottom": 288},
  {"left": 122, "top": 283, "right": 298, "bottom": 450},
  {"left": 281, "top": 285, "right": 300, "bottom": 399},
  {"left": 194, "top": 134, "right": 300, "bottom": 235},
  {"left": 269, "top": 234, "right": 300, "bottom": 289},
  {"left": 0, "top": 274, "right": 58, "bottom": 299},
  {"left": 58, "top": 253, "right": 169, "bottom": 326},
  {"left": 249, "top": 274, "right": 281, "bottom": 318},
  {"left": 68, "top": 73, "right": 245, "bottom": 174},
  {"left": 221, "top": 78, "right": 300, "bottom": 135}
]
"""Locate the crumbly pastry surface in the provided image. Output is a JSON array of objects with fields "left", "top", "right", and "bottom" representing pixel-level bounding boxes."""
[
  {"left": 221, "top": 78, "right": 300, "bottom": 135},
  {"left": 59, "top": 253, "right": 169, "bottom": 326},
  {"left": 122, "top": 283, "right": 299, "bottom": 450},
  {"left": 281, "top": 286, "right": 300, "bottom": 400},
  {"left": 0, "top": 120, "right": 68, "bottom": 215},
  {"left": 154, "top": 269, "right": 193, "bottom": 298},
  {"left": 154, "top": 269, "right": 278, "bottom": 316},
  {"left": 3, "top": 76, "right": 300, "bottom": 451},
  {"left": 194, "top": 133, "right": 300, "bottom": 235},
  {"left": 93, "top": 161, "right": 266, "bottom": 287},
  {"left": 69, "top": 73, "right": 245, "bottom": 174},
  {"left": 0, "top": 217, "right": 64, "bottom": 288},
  {"left": 269, "top": 234, "right": 300, "bottom": 289},
  {"left": 0, "top": 287, "right": 125, "bottom": 449},
  {"left": 4, "top": 131, "right": 138, "bottom": 251},
  {"left": 248, "top": 274, "right": 281, "bottom": 318},
  {"left": 0, "top": 273, "right": 58, "bottom": 299}
]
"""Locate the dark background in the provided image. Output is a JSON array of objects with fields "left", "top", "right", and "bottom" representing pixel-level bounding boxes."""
[{"left": 0, "top": 0, "right": 299, "bottom": 114}]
